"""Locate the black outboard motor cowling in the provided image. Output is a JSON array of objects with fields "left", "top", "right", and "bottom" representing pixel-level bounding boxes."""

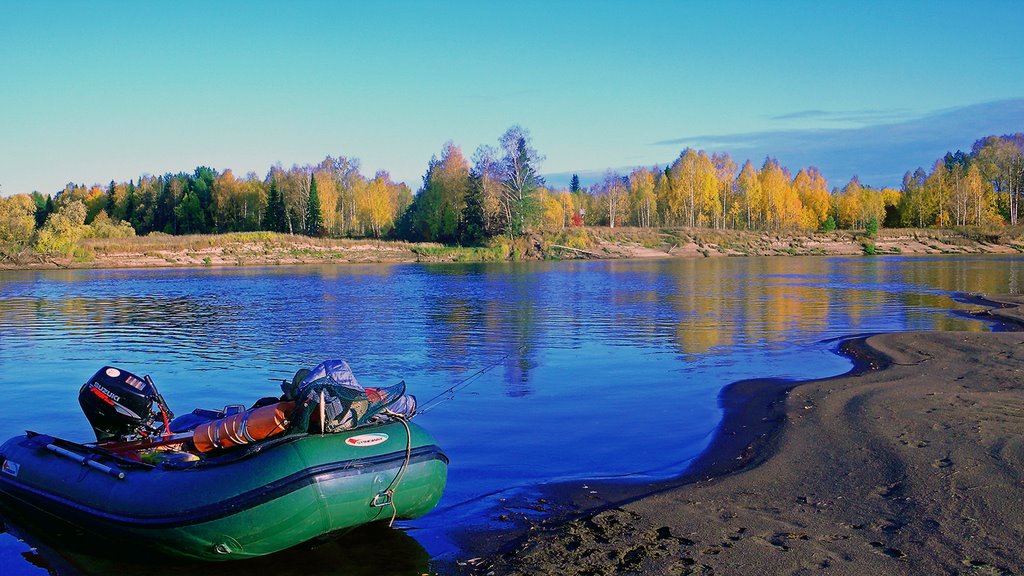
[{"left": 79, "top": 366, "right": 171, "bottom": 442}]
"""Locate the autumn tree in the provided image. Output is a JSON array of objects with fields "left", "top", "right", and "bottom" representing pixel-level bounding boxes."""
[
  {"left": 834, "top": 177, "right": 887, "bottom": 230},
  {"left": 759, "top": 157, "right": 800, "bottom": 229},
  {"left": 653, "top": 168, "right": 672, "bottom": 226},
  {"left": 313, "top": 155, "right": 363, "bottom": 235},
  {"left": 899, "top": 168, "right": 933, "bottom": 227},
  {"left": 963, "top": 163, "right": 998, "bottom": 226},
  {"left": 667, "top": 149, "right": 717, "bottom": 227},
  {"left": 269, "top": 166, "right": 311, "bottom": 234},
  {"left": 354, "top": 171, "right": 393, "bottom": 238},
  {"left": 596, "top": 172, "right": 628, "bottom": 228},
  {"left": 402, "top": 142, "right": 471, "bottom": 242},
  {"left": 712, "top": 153, "right": 737, "bottom": 229},
  {"left": 628, "top": 167, "right": 656, "bottom": 228},
  {"left": 924, "top": 161, "right": 952, "bottom": 226},
  {"left": 536, "top": 188, "right": 565, "bottom": 229},
  {"left": 660, "top": 155, "right": 685, "bottom": 225},
  {"left": 499, "top": 125, "right": 544, "bottom": 236},
  {"left": 35, "top": 200, "right": 87, "bottom": 255},
  {"left": 736, "top": 160, "right": 762, "bottom": 229},
  {"left": 973, "top": 134, "right": 1024, "bottom": 225},
  {"left": 85, "top": 212, "right": 135, "bottom": 239},
  {"left": 558, "top": 190, "right": 575, "bottom": 229},
  {"left": 212, "top": 169, "right": 264, "bottom": 232},
  {"left": 310, "top": 169, "right": 340, "bottom": 235},
  {"left": 472, "top": 145, "right": 507, "bottom": 236},
  {"left": 792, "top": 167, "right": 830, "bottom": 229},
  {"left": 0, "top": 194, "right": 37, "bottom": 256}
]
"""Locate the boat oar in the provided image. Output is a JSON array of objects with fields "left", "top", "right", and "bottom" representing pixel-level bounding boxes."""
[
  {"left": 97, "top": 432, "right": 194, "bottom": 454},
  {"left": 45, "top": 444, "right": 126, "bottom": 480}
]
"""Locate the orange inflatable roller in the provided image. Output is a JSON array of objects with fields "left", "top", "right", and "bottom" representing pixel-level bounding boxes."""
[{"left": 193, "top": 401, "right": 295, "bottom": 453}]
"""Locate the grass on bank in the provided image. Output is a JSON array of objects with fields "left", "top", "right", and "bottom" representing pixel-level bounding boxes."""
[
  {"left": 80, "top": 231, "right": 422, "bottom": 254},
  {"left": 9, "top": 223, "right": 1023, "bottom": 268}
]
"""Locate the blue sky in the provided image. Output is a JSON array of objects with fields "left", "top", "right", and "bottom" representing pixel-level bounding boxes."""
[{"left": 1, "top": 1, "right": 1022, "bottom": 196}]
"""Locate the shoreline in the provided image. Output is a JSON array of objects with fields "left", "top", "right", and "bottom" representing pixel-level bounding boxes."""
[
  {"left": 2, "top": 227, "right": 1021, "bottom": 271},
  {"left": 470, "top": 295, "right": 1024, "bottom": 575}
]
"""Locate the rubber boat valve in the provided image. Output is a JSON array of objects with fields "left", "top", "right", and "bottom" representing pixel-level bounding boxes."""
[{"left": 212, "top": 537, "right": 241, "bottom": 555}]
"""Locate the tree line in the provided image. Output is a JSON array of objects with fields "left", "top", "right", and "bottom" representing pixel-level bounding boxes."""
[
  {"left": 398, "top": 131, "right": 1022, "bottom": 242},
  {"left": 1, "top": 128, "right": 1021, "bottom": 258}
]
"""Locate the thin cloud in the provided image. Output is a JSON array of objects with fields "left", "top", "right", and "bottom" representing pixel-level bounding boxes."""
[
  {"left": 769, "top": 108, "right": 913, "bottom": 124},
  {"left": 653, "top": 98, "right": 1024, "bottom": 187}
]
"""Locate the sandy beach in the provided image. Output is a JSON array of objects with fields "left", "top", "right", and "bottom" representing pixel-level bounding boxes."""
[
  {"left": 2, "top": 227, "right": 1020, "bottom": 271},
  {"left": 478, "top": 295, "right": 1024, "bottom": 575}
]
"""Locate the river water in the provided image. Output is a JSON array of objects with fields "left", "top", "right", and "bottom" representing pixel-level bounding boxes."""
[{"left": 0, "top": 255, "right": 1021, "bottom": 574}]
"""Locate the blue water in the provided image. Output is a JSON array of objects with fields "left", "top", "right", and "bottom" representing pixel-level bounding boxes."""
[{"left": 0, "top": 255, "right": 1021, "bottom": 574}]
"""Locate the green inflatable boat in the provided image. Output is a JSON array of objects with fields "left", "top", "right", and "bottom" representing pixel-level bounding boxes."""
[{"left": 0, "top": 362, "right": 448, "bottom": 561}]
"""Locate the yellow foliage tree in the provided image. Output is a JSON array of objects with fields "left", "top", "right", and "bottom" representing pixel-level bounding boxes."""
[
  {"left": 212, "top": 169, "right": 242, "bottom": 230},
  {"left": 314, "top": 171, "right": 340, "bottom": 236},
  {"left": 35, "top": 200, "right": 88, "bottom": 255},
  {"left": 559, "top": 190, "right": 575, "bottom": 229},
  {"left": 759, "top": 158, "right": 800, "bottom": 229},
  {"left": 669, "top": 149, "right": 717, "bottom": 227},
  {"left": 793, "top": 167, "right": 830, "bottom": 229},
  {"left": 924, "top": 161, "right": 951, "bottom": 227},
  {"left": 85, "top": 211, "right": 135, "bottom": 239},
  {"left": 356, "top": 171, "right": 405, "bottom": 238},
  {"left": 538, "top": 189, "right": 564, "bottom": 230},
  {"left": 628, "top": 168, "right": 656, "bottom": 228},
  {"left": 0, "top": 194, "right": 37, "bottom": 255},
  {"left": 712, "top": 153, "right": 737, "bottom": 229},
  {"left": 736, "top": 160, "right": 762, "bottom": 229}
]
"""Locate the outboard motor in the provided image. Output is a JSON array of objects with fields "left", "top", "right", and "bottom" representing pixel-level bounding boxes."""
[{"left": 79, "top": 366, "right": 174, "bottom": 442}]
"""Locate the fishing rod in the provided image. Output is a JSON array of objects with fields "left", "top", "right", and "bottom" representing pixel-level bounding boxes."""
[{"left": 415, "top": 346, "right": 526, "bottom": 415}]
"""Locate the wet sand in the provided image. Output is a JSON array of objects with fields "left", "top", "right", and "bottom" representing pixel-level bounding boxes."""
[{"left": 478, "top": 295, "right": 1024, "bottom": 575}]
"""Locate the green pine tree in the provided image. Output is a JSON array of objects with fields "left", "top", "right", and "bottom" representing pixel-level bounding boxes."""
[
  {"left": 264, "top": 179, "right": 283, "bottom": 232},
  {"left": 305, "top": 173, "right": 323, "bottom": 236},
  {"left": 106, "top": 180, "right": 116, "bottom": 217},
  {"left": 174, "top": 191, "right": 206, "bottom": 234},
  {"left": 124, "top": 181, "right": 136, "bottom": 225},
  {"left": 275, "top": 186, "right": 289, "bottom": 233},
  {"left": 460, "top": 173, "right": 487, "bottom": 245}
]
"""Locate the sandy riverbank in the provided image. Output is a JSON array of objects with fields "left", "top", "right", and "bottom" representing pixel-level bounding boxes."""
[
  {"left": 476, "top": 295, "right": 1024, "bottom": 575},
  {"left": 2, "top": 227, "right": 1021, "bottom": 270}
]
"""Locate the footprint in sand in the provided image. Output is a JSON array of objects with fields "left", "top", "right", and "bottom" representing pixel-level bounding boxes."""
[{"left": 869, "top": 541, "right": 907, "bottom": 560}]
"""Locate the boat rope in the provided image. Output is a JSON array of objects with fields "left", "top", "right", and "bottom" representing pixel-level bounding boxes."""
[
  {"left": 145, "top": 375, "right": 175, "bottom": 438},
  {"left": 415, "top": 346, "right": 525, "bottom": 415},
  {"left": 319, "top": 390, "right": 326, "bottom": 436},
  {"left": 381, "top": 410, "right": 413, "bottom": 527}
]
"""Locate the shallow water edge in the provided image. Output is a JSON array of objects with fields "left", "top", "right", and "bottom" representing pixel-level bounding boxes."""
[{"left": 460, "top": 294, "right": 1024, "bottom": 573}]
